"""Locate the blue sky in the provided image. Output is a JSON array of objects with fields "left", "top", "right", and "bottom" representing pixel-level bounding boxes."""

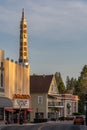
[{"left": 0, "top": 0, "right": 87, "bottom": 84}]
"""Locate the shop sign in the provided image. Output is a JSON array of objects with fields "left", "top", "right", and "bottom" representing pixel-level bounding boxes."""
[{"left": 13, "top": 99, "right": 29, "bottom": 108}]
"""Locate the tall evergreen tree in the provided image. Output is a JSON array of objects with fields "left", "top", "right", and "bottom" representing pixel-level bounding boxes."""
[
  {"left": 77, "top": 65, "right": 87, "bottom": 114},
  {"left": 66, "top": 76, "right": 77, "bottom": 94},
  {"left": 55, "top": 72, "right": 65, "bottom": 94}
]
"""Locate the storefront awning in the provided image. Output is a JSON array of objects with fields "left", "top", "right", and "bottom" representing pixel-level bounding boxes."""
[
  {"left": 27, "top": 108, "right": 33, "bottom": 112},
  {"left": 5, "top": 108, "right": 15, "bottom": 112},
  {"left": 0, "top": 97, "right": 13, "bottom": 108}
]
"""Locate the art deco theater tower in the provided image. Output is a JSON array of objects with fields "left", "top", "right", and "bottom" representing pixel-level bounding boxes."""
[
  {"left": 19, "top": 9, "right": 29, "bottom": 65},
  {"left": 4, "top": 9, "right": 30, "bottom": 105}
]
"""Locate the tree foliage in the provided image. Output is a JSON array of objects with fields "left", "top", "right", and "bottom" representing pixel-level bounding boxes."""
[
  {"left": 66, "top": 76, "right": 77, "bottom": 94},
  {"left": 76, "top": 65, "right": 87, "bottom": 114},
  {"left": 54, "top": 65, "right": 87, "bottom": 114},
  {"left": 65, "top": 65, "right": 87, "bottom": 114},
  {"left": 55, "top": 72, "right": 66, "bottom": 94}
]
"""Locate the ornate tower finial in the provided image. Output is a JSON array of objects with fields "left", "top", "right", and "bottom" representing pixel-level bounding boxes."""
[
  {"left": 19, "top": 9, "right": 29, "bottom": 65},
  {"left": 22, "top": 8, "right": 24, "bottom": 19}
]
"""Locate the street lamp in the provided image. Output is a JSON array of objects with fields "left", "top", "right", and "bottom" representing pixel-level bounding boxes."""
[
  {"left": 17, "top": 100, "right": 23, "bottom": 124},
  {"left": 19, "top": 102, "right": 22, "bottom": 115}
]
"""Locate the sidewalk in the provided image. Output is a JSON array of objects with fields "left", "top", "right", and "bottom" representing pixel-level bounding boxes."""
[{"left": 0, "top": 121, "right": 6, "bottom": 125}]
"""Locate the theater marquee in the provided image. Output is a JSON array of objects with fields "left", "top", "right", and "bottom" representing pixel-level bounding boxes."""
[{"left": 13, "top": 99, "right": 29, "bottom": 108}]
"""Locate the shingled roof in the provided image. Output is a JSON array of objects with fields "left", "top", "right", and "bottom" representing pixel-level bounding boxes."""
[{"left": 30, "top": 75, "right": 53, "bottom": 93}]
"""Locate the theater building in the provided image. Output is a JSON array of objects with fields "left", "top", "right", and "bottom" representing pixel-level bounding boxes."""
[
  {"left": 0, "top": 9, "right": 31, "bottom": 123},
  {"left": 4, "top": 59, "right": 30, "bottom": 123}
]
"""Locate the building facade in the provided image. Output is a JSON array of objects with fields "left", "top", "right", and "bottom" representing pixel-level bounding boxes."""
[
  {"left": 30, "top": 75, "right": 79, "bottom": 122},
  {"left": 4, "top": 58, "right": 30, "bottom": 123},
  {"left": 4, "top": 58, "right": 30, "bottom": 99},
  {"left": 0, "top": 50, "right": 13, "bottom": 121},
  {"left": 0, "top": 9, "right": 31, "bottom": 123}
]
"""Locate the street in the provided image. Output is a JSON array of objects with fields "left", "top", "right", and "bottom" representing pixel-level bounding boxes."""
[{"left": 0, "top": 121, "right": 87, "bottom": 130}]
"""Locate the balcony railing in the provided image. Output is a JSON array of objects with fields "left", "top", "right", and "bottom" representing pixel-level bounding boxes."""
[{"left": 48, "top": 102, "right": 63, "bottom": 107}]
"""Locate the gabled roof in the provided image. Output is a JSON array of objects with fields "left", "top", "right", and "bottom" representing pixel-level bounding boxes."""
[{"left": 30, "top": 75, "right": 53, "bottom": 93}]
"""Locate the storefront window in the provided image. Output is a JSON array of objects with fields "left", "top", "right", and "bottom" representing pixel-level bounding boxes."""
[
  {"left": 0, "top": 108, "right": 4, "bottom": 120},
  {"left": 35, "top": 112, "right": 44, "bottom": 119}
]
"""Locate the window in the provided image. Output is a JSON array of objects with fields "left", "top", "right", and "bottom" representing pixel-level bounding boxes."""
[
  {"left": 35, "top": 112, "right": 44, "bottom": 119},
  {"left": 0, "top": 108, "right": 4, "bottom": 120},
  {"left": 51, "top": 85, "right": 55, "bottom": 92},
  {"left": 38, "top": 96, "right": 43, "bottom": 104}
]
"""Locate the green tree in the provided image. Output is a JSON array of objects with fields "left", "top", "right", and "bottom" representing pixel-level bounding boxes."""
[
  {"left": 55, "top": 72, "right": 65, "bottom": 94},
  {"left": 66, "top": 76, "right": 77, "bottom": 94},
  {"left": 77, "top": 65, "right": 87, "bottom": 114}
]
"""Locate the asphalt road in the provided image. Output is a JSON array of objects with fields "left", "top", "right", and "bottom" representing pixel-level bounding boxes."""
[
  {"left": 0, "top": 121, "right": 87, "bottom": 130},
  {"left": 41, "top": 124, "right": 87, "bottom": 130}
]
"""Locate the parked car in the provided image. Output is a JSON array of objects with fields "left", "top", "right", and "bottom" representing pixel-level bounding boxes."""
[
  {"left": 73, "top": 115, "right": 84, "bottom": 125},
  {"left": 81, "top": 115, "right": 86, "bottom": 121}
]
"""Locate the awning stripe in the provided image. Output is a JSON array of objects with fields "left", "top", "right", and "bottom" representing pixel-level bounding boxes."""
[
  {"left": 27, "top": 108, "right": 33, "bottom": 112},
  {"left": 5, "top": 108, "right": 15, "bottom": 112}
]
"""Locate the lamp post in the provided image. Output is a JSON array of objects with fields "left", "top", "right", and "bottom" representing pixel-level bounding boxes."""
[
  {"left": 19, "top": 102, "right": 22, "bottom": 115},
  {"left": 17, "top": 100, "right": 23, "bottom": 124}
]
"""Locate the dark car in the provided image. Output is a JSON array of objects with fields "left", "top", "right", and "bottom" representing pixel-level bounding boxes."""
[{"left": 73, "top": 115, "right": 84, "bottom": 125}]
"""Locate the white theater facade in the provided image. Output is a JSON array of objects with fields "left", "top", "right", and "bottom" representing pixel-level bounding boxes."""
[{"left": 0, "top": 9, "right": 31, "bottom": 123}]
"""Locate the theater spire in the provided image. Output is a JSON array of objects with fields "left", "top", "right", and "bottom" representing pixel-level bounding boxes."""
[{"left": 19, "top": 9, "right": 29, "bottom": 65}]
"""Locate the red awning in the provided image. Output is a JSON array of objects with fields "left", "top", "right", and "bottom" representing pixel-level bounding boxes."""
[
  {"left": 27, "top": 108, "right": 33, "bottom": 112},
  {"left": 5, "top": 108, "right": 15, "bottom": 112}
]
